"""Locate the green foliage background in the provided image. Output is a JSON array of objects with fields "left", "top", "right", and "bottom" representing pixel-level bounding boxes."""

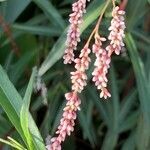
[{"left": 0, "top": 0, "right": 150, "bottom": 149}]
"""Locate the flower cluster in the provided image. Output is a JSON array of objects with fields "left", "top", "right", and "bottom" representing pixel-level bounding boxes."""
[
  {"left": 47, "top": 92, "right": 80, "bottom": 150},
  {"left": 63, "top": 0, "right": 90, "bottom": 64},
  {"left": 71, "top": 46, "right": 91, "bottom": 93},
  {"left": 47, "top": 3, "right": 126, "bottom": 150},
  {"left": 92, "top": 36, "right": 111, "bottom": 99},
  {"left": 92, "top": 6, "right": 125, "bottom": 99},
  {"left": 106, "top": 6, "right": 126, "bottom": 56}
]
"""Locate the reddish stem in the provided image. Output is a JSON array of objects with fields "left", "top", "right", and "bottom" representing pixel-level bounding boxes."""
[
  {"left": 0, "top": 15, "right": 20, "bottom": 57},
  {"left": 119, "top": 0, "right": 128, "bottom": 11}
]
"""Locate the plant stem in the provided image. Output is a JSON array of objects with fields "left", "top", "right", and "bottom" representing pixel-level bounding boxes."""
[{"left": 85, "top": 0, "right": 111, "bottom": 46}]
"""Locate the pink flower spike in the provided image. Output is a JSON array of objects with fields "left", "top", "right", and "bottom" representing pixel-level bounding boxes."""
[
  {"left": 92, "top": 6, "right": 125, "bottom": 100},
  {"left": 92, "top": 35, "right": 111, "bottom": 99},
  {"left": 107, "top": 6, "right": 126, "bottom": 56},
  {"left": 63, "top": 0, "right": 89, "bottom": 64},
  {"left": 71, "top": 46, "right": 91, "bottom": 93}
]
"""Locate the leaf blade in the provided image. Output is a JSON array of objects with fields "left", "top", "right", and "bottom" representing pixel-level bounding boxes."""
[
  {"left": 20, "top": 68, "right": 37, "bottom": 150},
  {"left": 0, "top": 65, "right": 46, "bottom": 150}
]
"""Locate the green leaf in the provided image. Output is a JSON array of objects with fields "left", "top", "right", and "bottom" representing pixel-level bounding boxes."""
[
  {"left": 136, "top": 115, "right": 150, "bottom": 150},
  {"left": 0, "top": 137, "right": 25, "bottom": 150},
  {"left": 122, "top": 132, "right": 136, "bottom": 150},
  {"left": 131, "top": 30, "right": 150, "bottom": 45},
  {"left": 0, "top": 68, "right": 26, "bottom": 142},
  {"left": 1, "top": 14, "right": 47, "bottom": 47},
  {"left": 125, "top": 33, "right": 150, "bottom": 149},
  {"left": 101, "top": 130, "right": 118, "bottom": 150},
  {"left": 4, "top": 51, "right": 14, "bottom": 72},
  {"left": 87, "top": 86, "right": 111, "bottom": 127},
  {"left": 127, "top": 0, "right": 147, "bottom": 29},
  {"left": 0, "top": 115, "right": 12, "bottom": 136},
  {"left": 4, "top": 0, "right": 31, "bottom": 23},
  {"left": 51, "top": 100, "right": 66, "bottom": 135},
  {"left": 78, "top": 110, "right": 96, "bottom": 147},
  {"left": 20, "top": 68, "right": 37, "bottom": 150},
  {"left": 101, "top": 66, "right": 120, "bottom": 150},
  {"left": 22, "top": 68, "right": 37, "bottom": 110},
  {"left": 12, "top": 24, "right": 62, "bottom": 37},
  {"left": 109, "top": 66, "right": 120, "bottom": 131},
  {"left": 0, "top": 65, "right": 46, "bottom": 150},
  {"left": 119, "top": 111, "right": 139, "bottom": 133},
  {"left": 119, "top": 89, "right": 137, "bottom": 123},
  {"left": 9, "top": 51, "right": 36, "bottom": 85},
  {"left": 32, "top": 0, "right": 65, "bottom": 30},
  {"left": 125, "top": 33, "right": 150, "bottom": 124}
]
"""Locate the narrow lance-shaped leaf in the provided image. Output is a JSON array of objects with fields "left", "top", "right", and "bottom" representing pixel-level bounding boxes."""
[
  {"left": 12, "top": 24, "right": 62, "bottom": 37},
  {"left": 4, "top": 0, "right": 31, "bottom": 23},
  {"left": 0, "top": 65, "right": 46, "bottom": 150},
  {"left": 125, "top": 33, "right": 150, "bottom": 124},
  {"left": 125, "top": 33, "right": 150, "bottom": 149},
  {"left": 20, "top": 67, "right": 37, "bottom": 150},
  {"left": 101, "top": 66, "right": 120, "bottom": 150},
  {"left": 32, "top": 0, "right": 66, "bottom": 30},
  {"left": 0, "top": 138, "right": 26, "bottom": 150}
]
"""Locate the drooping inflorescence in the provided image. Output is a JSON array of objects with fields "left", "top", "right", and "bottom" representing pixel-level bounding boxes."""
[
  {"left": 92, "top": 35, "right": 111, "bottom": 99},
  {"left": 63, "top": 0, "right": 90, "bottom": 64},
  {"left": 47, "top": 0, "right": 126, "bottom": 149},
  {"left": 106, "top": 6, "right": 126, "bottom": 56},
  {"left": 92, "top": 6, "right": 126, "bottom": 99},
  {"left": 71, "top": 45, "right": 91, "bottom": 93},
  {"left": 48, "top": 92, "right": 80, "bottom": 150}
]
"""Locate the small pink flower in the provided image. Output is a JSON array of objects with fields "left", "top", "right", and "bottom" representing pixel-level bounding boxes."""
[
  {"left": 71, "top": 46, "right": 91, "bottom": 93},
  {"left": 92, "top": 35, "right": 106, "bottom": 56},
  {"left": 63, "top": 0, "right": 89, "bottom": 64},
  {"left": 71, "top": 70, "right": 87, "bottom": 93}
]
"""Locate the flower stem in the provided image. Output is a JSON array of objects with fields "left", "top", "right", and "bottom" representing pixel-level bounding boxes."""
[
  {"left": 112, "top": 0, "right": 116, "bottom": 8},
  {"left": 95, "top": 0, "right": 111, "bottom": 35},
  {"left": 85, "top": 0, "right": 111, "bottom": 46}
]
